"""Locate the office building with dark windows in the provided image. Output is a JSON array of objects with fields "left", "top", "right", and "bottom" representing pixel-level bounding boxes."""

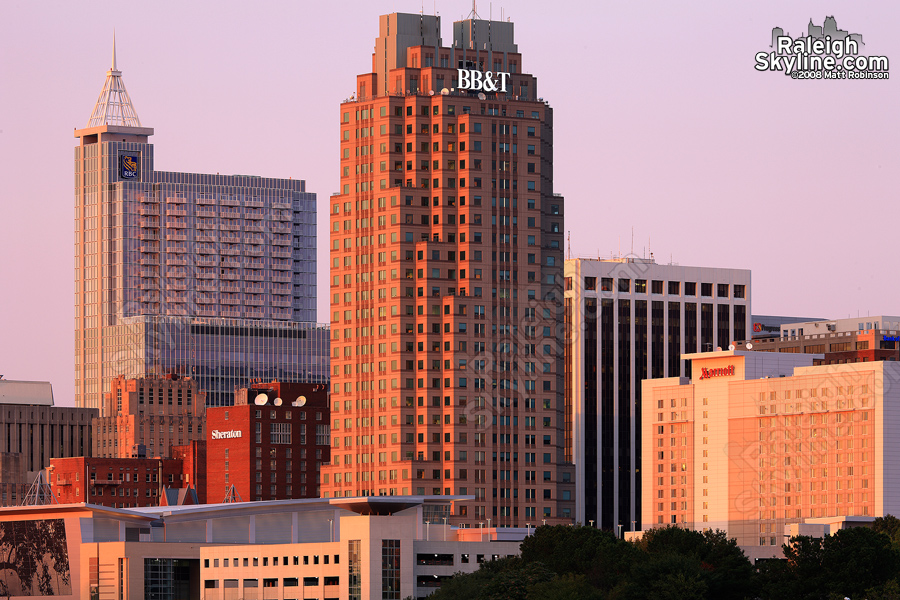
[
  {"left": 74, "top": 44, "right": 324, "bottom": 410},
  {"left": 0, "top": 379, "right": 97, "bottom": 506},
  {"left": 563, "top": 256, "right": 751, "bottom": 531},
  {"left": 322, "top": 11, "right": 573, "bottom": 527}
]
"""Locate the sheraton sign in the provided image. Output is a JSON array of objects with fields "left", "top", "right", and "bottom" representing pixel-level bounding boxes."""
[
  {"left": 698, "top": 365, "right": 735, "bottom": 381},
  {"left": 211, "top": 430, "right": 242, "bottom": 440},
  {"left": 457, "top": 69, "right": 511, "bottom": 93}
]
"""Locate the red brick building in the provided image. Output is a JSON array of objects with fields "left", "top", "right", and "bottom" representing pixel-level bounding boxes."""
[
  {"left": 50, "top": 446, "right": 206, "bottom": 507},
  {"left": 206, "top": 382, "right": 329, "bottom": 503}
]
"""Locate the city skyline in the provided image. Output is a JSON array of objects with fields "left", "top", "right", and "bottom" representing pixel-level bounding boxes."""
[{"left": 1, "top": 1, "right": 898, "bottom": 406}]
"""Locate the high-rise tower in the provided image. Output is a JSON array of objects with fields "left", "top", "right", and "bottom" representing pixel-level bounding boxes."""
[
  {"left": 74, "top": 43, "right": 327, "bottom": 410},
  {"left": 322, "top": 13, "right": 574, "bottom": 527}
]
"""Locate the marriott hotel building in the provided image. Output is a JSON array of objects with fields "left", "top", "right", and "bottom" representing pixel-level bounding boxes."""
[{"left": 323, "top": 12, "right": 574, "bottom": 527}]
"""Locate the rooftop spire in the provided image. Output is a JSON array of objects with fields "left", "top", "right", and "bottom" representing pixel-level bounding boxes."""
[{"left": 86, "top": 35, "right": 142, "bottom": 128}]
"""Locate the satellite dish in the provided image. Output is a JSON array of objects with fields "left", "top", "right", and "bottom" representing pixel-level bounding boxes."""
[
  {"left": 728, "top": 344, "right": 735, "bottom": 351},
  {"left": 273, "top": 397, "right": 282, "bottom": 406},
  {"left": 441, "top": 88, "right": 449, "bottom": 95},
  {"left": 477, "top": 92, "right": 486, "bottom": 100},
  {"left": 746, "top": 342, "right": 753, "bottom": 350},
  {"left": 297, "top": 396, "right": 307, "bottom": 407},
  {"left": 254, "top": 393, "right": 269, "bottom": 406},
  {"left": 429, "top": 90, "right": 435, "bottom": 96}
]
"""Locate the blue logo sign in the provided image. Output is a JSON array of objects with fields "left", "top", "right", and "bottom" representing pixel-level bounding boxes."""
[
  {"left": 121, "top": 154, "right": 139, "bottom": 179},
  {"left": 884, "top": 336, "right": 900, "bottom": 342}
]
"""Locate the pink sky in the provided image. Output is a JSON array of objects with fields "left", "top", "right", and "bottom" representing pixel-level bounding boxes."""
[{"left": 0, "top": 1, "right": 897, "bottom": 406}]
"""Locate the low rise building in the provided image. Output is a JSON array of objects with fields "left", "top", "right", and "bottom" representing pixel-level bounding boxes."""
[
  {"left": 739, "top": 314, "right": 900, "bottom": 364},
  {"left": 50, "top": 451, "right": 205, "bottom": 507},
  {"left": 0, "top": 496, "right": 523, "bottom": 599},
  {"left": 0, "top": 379, "right": 96, "bottom": 505},
  {"left": 640, "top": 349, "right": 900, "bottom": 560}
]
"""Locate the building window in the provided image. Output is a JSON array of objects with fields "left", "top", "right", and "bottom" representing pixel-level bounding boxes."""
[
  {"left": 382, "top": 540, "right": 401, "bottom": 599},
  {"left": 270, "top": 422, "right": 291, "bottom": 444}
]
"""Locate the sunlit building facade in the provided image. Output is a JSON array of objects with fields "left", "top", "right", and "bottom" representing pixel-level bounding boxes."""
[
  {"left": 322, "top": 12, "right": 574, "bottom": 527},
  {"left": 641, "top": 350, "right": 900, "bottom": 559}
]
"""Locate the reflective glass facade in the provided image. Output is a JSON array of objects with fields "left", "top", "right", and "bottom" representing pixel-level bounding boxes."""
[
  {"left": 75, "top": 109, "right": 322, "bottom": 410},
  {"left": 94, "top": 316, "right": 329, "bottom": 407}
]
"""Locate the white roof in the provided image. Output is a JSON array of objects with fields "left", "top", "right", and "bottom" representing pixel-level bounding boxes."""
[{"left": 0, "top": 380, "right": 54, "bottom": 405}]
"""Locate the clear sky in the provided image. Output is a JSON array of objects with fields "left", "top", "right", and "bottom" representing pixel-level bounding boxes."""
[{"left": 0, "top": 1, "right": 897, "bottom": 405}]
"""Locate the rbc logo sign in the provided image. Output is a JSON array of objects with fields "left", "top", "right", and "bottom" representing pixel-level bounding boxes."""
[{"left": 121, "top": 155, "right": 139, "bottom": 179}]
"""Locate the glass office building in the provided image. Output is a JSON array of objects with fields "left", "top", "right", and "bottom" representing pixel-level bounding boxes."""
[{"left": 74, "top": 46, "right": 325, "bottom": 409}]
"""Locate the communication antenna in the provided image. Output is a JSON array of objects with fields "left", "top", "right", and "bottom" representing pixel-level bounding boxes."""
[
  {"left": 477, "top": 92, "right": 486, "bottom": 100},
  {"left": 566, "top": 231, "right": 571, "bottom": 259},
  {"left": 254, "top": 393, "right": 269, "bottom": 406},
  {"left": 293, "top": 395, "right": 307, "bottom": 407},
  {"left": 746, "top": 342, "right": 754, "bottom": 350},
  {"left": 728, "top": 344, "right": 736, "bottom": 351},
  {"left": 441, "top": 88, "right": 450, "bottom": 95},
  {"left": 273, "top": 397, "right": 283, "bottom": 406},
  {"left": 429, "top": 90, "right": 435, "bottom": 96}
]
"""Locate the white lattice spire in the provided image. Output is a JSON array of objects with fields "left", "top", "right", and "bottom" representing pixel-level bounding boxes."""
[{"left": 86, "top": 34, "right": 142, "bottom": 128}]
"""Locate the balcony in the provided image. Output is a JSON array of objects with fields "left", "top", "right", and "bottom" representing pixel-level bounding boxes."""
[
  {"left": 90, "top": 478, "right": 123, "bottom": 486},
  {"left": 221, "top": 309, "right": 242, "bottom": 318},
  {"left": 220, "top": 234, "right": 242, "bottom": 244},
  {"left": 246, "top": 308, "right": 266, "bottom": 318},
  {"left": 221, "top": 246, "right": 241, "bottom": 256},
  {"left": 245, "top": 296, "right": 265, "bottom": 306},
  {"left": 196, "top": 233, "right": 217, "bottom": 243},
  {"left": 166, "top": 196, "right": 186, "bottom": 205},
  {"left": 139, "top": 218, "right": 159, "bottom": 228},
  {"left": 220, "top": 196, "right": 240, "bottom": 207},
  {"left": 165, "top": 257, "right": 187, "bottom": 266},
  {"left": 272, "top": 224, "right": 292, "bottom": 234},
  {"left": 221, "top": 209, "right": 242, "bottom": 219},
  {"left": 272, "top": 285, "right": 292, "bottom": 295},
  {"left": 273, "top": 299, "right": 292, "bottom": 308},
  {"left": 220, "top": 222, "right": 242, "bottom": 232},
  {"left": 271, "top": 261, "right": 291, "bottom": 271},
  {"left": 197, "top": 282, "right": 218, "bottom": 291},
  {"left": 272, "top": 199, "right": 291, "bottom": 209},
  {"left": 167, "top": 281, "right": 188, "bottom": 291},
  {"left": 197, "top": 257, "right": 218, "bottom": 266},
  {"left": 246, "top": 198, "right": 264, "bottom": 208},
  {"left": 139, "top": 269, "right": 159, "bottom": 278},
  {"left": 245, "top": 246, "right": 264, "bottom": 256},
  {"left": 245, "top": 210, "right": 264, "bottom": 221},
  {"left": 196, "top": 208, "right": 217, "bottom": 218},
  {"left": 272, "top": 248, "right": 292, "bottom": 258},
  {"left": 166, "top": 232, "right": 187, "bottom": 242},
  {"left": 221, "top": 283, "right": 242, "bottom": 293},
  {"left": 196, "top": 244, "right": 217, "bottom": 255},
  {"left": 138, "top": 232, "right": 159, "bottom": 241},
  {"left": 168, "top": 244, "right": 187, "bottom": 254},
  {"left": 246, "top": 271, "right": 265, "bottom": 281},
  {"left": 222, "top": 259, "right": 242, "bottom": 268},
  {"left": 137, "top": 206, "right": 159, "bottom": 215},
  {"left": 273, "top": 237, "right": 291, "bottom": 246},
  {"left": 137, "top": 280, "right": 157, "bottom": 290},
  {"left": 245, "top": 236, "right": 266, "bottom": 245},
  {"left": 139, "top": 256, "right": 157, "bottom": 266},
  {"left": 222, "top": 271, "right": 242, "bottom": 281},
  {"left": 196, "top": 196, "right": 216, "bottom": 205},
  {"left": 167, "top": 268, "right": 187, "bottom": 278},
  {"left": 166, "top": 207, "right": 187, "bottom": 217},
  {"left": 166, "top": 219, "right": 186, "bottom": 229}
]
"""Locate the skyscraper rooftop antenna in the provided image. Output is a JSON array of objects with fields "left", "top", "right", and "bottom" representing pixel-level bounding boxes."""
[
  {"left": 87, "top": 33, "right": 142, "bottom": 128},
  {"left": 467, "top": 0, "right": 481, "bottom": 19}
]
